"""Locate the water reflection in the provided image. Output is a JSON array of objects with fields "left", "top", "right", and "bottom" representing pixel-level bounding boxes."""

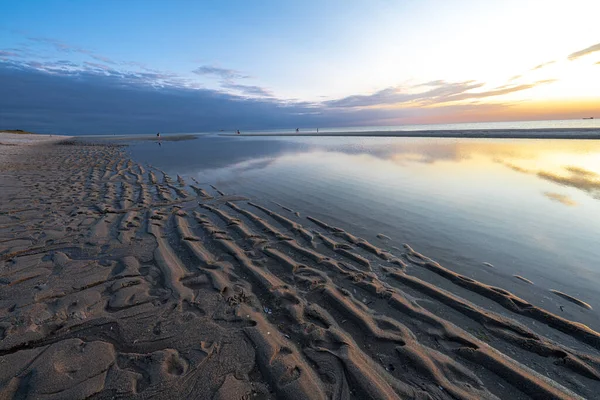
[
  {"left": 153, "top": 137, "right": 600, "bottom": 205},
  {"left": 128, "top": 135, "right": 600, "bottom": 317},
  {"left": 543, "top": 192, "right": 577, "bottom": 206}
]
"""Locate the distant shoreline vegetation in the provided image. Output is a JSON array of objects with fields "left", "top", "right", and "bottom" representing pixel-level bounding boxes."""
[{"left": 0, "top": 129, "right": 35, "bottom": 134}]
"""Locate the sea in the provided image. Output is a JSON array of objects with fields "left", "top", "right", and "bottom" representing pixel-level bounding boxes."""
[{"left": 94, "top": 119, "right": 600, "bottom": 330}]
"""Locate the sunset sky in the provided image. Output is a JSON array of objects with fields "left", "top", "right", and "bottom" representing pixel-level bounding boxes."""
[{"left": 1, "top": 0, "right": 599, "bottom": 133}]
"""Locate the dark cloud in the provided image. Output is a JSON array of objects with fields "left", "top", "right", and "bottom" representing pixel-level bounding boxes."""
[
  {"left": 221, "top": 82, "right": 273, "bottom": 97},
  {"left": 0, "top": 60, "right": 433, "bottom": 134},
  {"left": 192, "top": 65, "right": 248, "bottom": 80},
  {"left": 568, "top": 42, "right": 600, "bottom": 60}
]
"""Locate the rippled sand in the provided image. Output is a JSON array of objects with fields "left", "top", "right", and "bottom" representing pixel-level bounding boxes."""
[{"left": 1, "top": 138, "right": 599, "bottom": 399}]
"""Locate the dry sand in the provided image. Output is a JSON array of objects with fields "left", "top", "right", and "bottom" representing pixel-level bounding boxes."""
[{"left": 1, "top": 137, "right": 599, "bottom": 399}]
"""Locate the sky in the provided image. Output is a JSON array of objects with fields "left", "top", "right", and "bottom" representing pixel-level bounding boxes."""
[{"left": 0, "top": 0, "right": 599, "bottom": 134}]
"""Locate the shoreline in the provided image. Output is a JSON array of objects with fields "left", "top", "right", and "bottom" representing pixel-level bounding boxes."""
[
  {"left": 0, "top": 132, "right": 72, "bottom": 146},
  {"left": 222, "top": 127, "right": 600, "bottom": 139},
  {"left": 0, "top": 138, "right": 598, "bottom": 399}
]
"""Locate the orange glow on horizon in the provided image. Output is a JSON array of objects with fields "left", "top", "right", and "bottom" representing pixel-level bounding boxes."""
[{"left": 397, "top": 98, "right": 600, "bottom": 125}]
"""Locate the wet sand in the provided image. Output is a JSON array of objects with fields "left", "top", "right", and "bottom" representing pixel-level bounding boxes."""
[{"left": 1, "top": 138, "right": 600, "bottom": 399}]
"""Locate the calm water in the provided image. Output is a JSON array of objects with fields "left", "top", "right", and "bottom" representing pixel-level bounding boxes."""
[
  {"left": 235, "top": 118, "right": 600, "bottom": 135},
  {"left": 126, "top": 134, "right": 600, "bottom": 326}
]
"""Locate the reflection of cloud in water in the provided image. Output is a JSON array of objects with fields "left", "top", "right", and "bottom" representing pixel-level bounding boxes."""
[
  {"left": 543, "top": 192, "right": 577, "bottom": 206},
  {"left": 495, "top": 159, "right": 600, "bottom": 201},
  {"left": 494, "top": 160, "right": 530, "bottom": 173},
  {"left": 230, "top": 157, "right": 276, "bottom": 173},
  {"left": 537, "top": 169, "right": 600, "bottom": 200},
  {"left": 327, "top": 141, "right": 471, "bottom": 165},
  {"left": 331, "top": 140, "right": 553, "bottom": 166},
  {"left": 193, "top": 156, "right": 277, "bottom": 184}
]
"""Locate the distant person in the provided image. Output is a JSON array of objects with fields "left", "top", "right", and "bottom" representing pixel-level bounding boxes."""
[
  {"left": 296, "top": 128, "right": 299, "bottom": 133},
  {"left": 317, "top": 128, "right": 319, "bottom": 133},
  {"left": 237, "top": 130, "right": 240, "bottom": 135},
  {"left": 157, "top": 132, "right": 160, "bottom": 138}
]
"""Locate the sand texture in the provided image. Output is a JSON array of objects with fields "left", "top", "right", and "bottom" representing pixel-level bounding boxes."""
[{"left": 1, "top": 140, "right": 599, "bottom": 399}]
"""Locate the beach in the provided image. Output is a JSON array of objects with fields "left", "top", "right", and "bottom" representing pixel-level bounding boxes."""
[{"left": 1, "top": 133, "right": 600, "bottom": 399}]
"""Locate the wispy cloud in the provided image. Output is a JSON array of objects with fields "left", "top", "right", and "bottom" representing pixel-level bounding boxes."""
[
  {"left": 192, "top": 65, "right": 248, "bottom": 80},
  {"left": 532, "top": 61, "right": 555, "bottom": 70},
  {"left": 0, "top": 50, "right": 19, "bottom": 57},
  {"left": 565, "top": 166, "right": 598, "bottom": 178},
  {"left": 1, "top": 58, "right": 517, "bottom": 134},
  {"left": 24, "top": 36, "right": 118, "bottom": 66},
  {"left": 324, "top": 79, "right": 555, "bottom": 109},
  {"left": 221, "top": 82, "right": 273, "bottom": 97},
  {"left": 568, "top": 42, "right": 600, "bottom": 60},
  {"left": 28, "top": 36, "right": 87, "bottom": 53},
  {"left": 89, "top": 54, "right": 115, "bottom": 65},
  {"left": 83, "top": 61, "right": 113, "bottom": 71}
]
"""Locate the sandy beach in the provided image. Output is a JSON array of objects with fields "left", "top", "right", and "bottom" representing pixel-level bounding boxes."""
[{"left": 1, "top": 135, "right": 600, "bottom": 399}]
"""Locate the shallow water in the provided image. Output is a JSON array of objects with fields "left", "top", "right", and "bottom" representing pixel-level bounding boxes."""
[{"left": 127, "top": 135, "right": 600, "bottom": 326}]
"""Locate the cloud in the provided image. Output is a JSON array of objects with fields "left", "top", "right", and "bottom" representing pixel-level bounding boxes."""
[
  {"left": 532, "top": 61, "right": 555, "bottom": 70},
  {"left": 568, "top": 42, "right": 600, "bottom": 60},
  {"left": 2, "top": 59, "right": 513, "bottom": 135},
  {"left": 89, "top": 54, "right": 116, "bottom": 65},
  {"left": 0, "top": 50, "right": 19, "bottom": 57},
  {"left": 324, "top": 81, "right": 480, "bottom": 108},
  {"left": 25, "top": 36, "right": 118, "bottom": 66},
  {"left": 221, "top": 82, "right": 273, "bottom": 97},
  {"left": 28, "top": 36, "right": 87, "bottom": 53},
  {"left": 543, "top": 192, "right": 577, "bottom": 206},
  {"left": 192, "top": 65, "right": 248, "bottom": 80},
  {"left": 565, "top": 166, "right": 598, "bottom": 178},
  {"left": 0, "top": 60, "right": 410, "bottom": 134},
  {"left": 324, "top": 79, "right": 555, "bottom": 109},
  {"left": 83, "top": 61, "right": 113, "bottom": 71},
  {"left": 440, "top": 80, "right": 556, "bottom": 102}
]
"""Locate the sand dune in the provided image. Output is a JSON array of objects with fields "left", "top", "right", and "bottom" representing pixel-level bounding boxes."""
[{"left": 0, "top": 139, "right": 598, "bottom": 399}]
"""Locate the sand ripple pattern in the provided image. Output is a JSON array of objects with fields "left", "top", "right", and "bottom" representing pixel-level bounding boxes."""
[{"left": 0, "top": 141, "right": 598, "bottom": 399}]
